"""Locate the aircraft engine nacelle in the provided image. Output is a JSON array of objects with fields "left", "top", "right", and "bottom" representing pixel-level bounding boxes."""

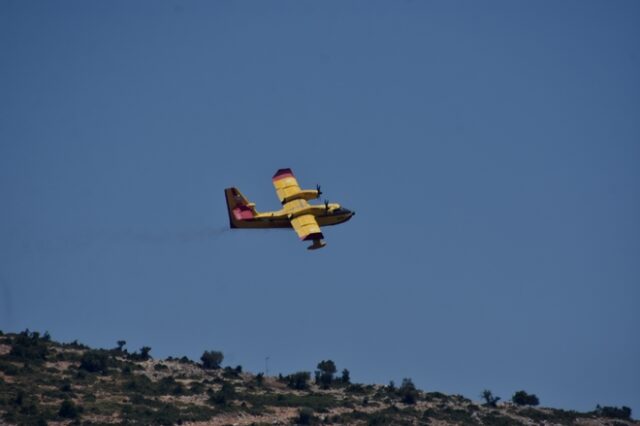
[{"left": 281, "top": 189, "right": 321, "bottom": 205}]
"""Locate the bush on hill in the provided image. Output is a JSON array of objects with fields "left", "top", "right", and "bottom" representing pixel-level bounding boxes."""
[
  {"left": 129, "top": 346, "right": 152, "bottom": 361},
  {"left": 8, "top": 329, "right": 49, "bottom": 361},
  {"left": 255, "top": 372, "right": 264, "bottom": 386},
  {"left": 114, "top": 340, "right": 127, "bottom": 353},
  {"left": 512, "top": 390, "right": 539, "bottom": 406},
  {"left": 398, "top": 378, "right": 418, "bottom": 404},
  {"left": 315, "top": 360, "right": 337, "bottom": 389},
  {"left": 58, "top": 399, "right": 80, "bottom": 419},
  {"left": 296, "top": 407, "right": 316, "bottom": 425},
  {"left": 201, "top": 350, "right": 224, "bottom": 369},
  {"left": 595, "top": 405, "right": 632, "bottom": 420},
  {"left": 209, "top": 382, "right": 236, "bottom": 406},
  {"left": 284, "top": 371, "right": 311, "bottom": 390},
  {"left": 340, "top": 368, "right": 351, "bottom": 384},
  {"left": 481, "top": 389, "right": 501, "bottom": 407},
  {"left": 79, "top": 350, "right": 110, "bottom": 374}
]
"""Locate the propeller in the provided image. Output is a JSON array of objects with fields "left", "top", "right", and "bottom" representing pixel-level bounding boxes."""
[
  {"left": 324, "top": 199, "right": 330, "bottom": 211},
  {"left": 316, "top": 184, "right": 322, "bottom": 197}
]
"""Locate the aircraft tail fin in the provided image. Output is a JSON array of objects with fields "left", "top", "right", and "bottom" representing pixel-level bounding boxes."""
[{"left": 224, "top": 187, "right": 258, "bottom": 228}]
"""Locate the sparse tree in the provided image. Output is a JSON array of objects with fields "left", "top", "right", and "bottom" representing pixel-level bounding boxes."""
[
  {"left": 286, "top": 371, "right": 311, "bottom": 390},
  {"left": 341, "top": 368, "right": 351, "bottom": 385},
  {"left": 388, "top": 380, "right": 396, "bottom": 392},
  {"left": 201, "top": 350, "right": 224, "bottom": 369},
  {"left": 398, "top": 378, "right": 418, "bottom": 404},
  {"left": 481, "top": 389, "right": 501, "bottom": 407},
  {"left": 139, "top": 346, "right": 152, "bottom": 360},
  {"left": 316, "top": 359, "right": 337, "bottom": 388},
  {"left": 317, "top": 359, "right": 337, "bottom": 375},
  {"left": 512, "top": 390, "right": 539, "bottom": 406},
  {"left": 116, "top": 340, "right": 126, "bottom": 352}
]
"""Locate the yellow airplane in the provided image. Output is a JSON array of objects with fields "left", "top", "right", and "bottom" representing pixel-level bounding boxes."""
[{"left": 225, "top": 168, "right": 355, "bottom": 250}]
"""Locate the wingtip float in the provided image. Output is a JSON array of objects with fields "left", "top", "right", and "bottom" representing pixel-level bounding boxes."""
[{"left": 224, "top": 168, "right": 354, "bottom": 250}]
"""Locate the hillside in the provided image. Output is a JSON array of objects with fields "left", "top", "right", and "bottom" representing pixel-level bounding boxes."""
[{"left": 0, "top": 330, "right": 636, "bottom": 425}]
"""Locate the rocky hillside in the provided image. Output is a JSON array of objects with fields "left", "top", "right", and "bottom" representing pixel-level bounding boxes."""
[{"left": 0, "top": 330, "right": 636, "bottom": 425}]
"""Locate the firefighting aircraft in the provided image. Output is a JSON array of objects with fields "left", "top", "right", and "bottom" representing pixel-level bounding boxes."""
[{"left": 224, "top": 168, "right": 354, "bottom": 250}]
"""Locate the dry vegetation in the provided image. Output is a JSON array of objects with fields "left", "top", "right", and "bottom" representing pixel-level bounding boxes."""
[{"left": 0, "top": 330, "right": 636, "bottom": 425}]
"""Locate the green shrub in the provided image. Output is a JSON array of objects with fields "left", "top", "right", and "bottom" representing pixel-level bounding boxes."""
[
  {"left": 223, "top": 366, "right": 240, "bottom": 378},
  {"left": 189, "top": 381, "right": 205, "bottom": 394},
  {"left": 179, "top": 356, "right": 193, "bottom": 364},
  {"left": 129, "top": 346, "right": 152, "bottom": 361},
  {"left": 60, "top": 380, "right": 72, "bottom": 393},
  {"left": 58, "top": 399, "right": 79, "bottom": 419},
  {"left": 481, "top": 389, "right": 500, "bottom": 407},
  {"left": 0, "top": 360, "right": 19, "bottom": 376},
  {"left": 156, "top": 377, "right": 184, "bottom": 395},
  {"left": 512, "top": 390, "right": 539, "bottom": 406},
  {"left": 424, "top": 391, "right": 446, "bottom": 400},
  {"left": 296, "top": 407, "right": 315, "bottom": 425},
  {"left": 64, "top": 340, "right": 89, "bottom": 349},
  {"left": 201, "top": 350, "right": 223, "bottom": 369},
  {"left": 119, "top": 400, "right": 203, "bottom": 426},
  {"left": 346, "top": 384, "right": 366, "bottom": 394},
  {"left": 151, "top": 404, "right": 181, "bottom": 425},
  {"left": 423, "top": 407, "right": 478, "bottom": 424},
  {"left": 284, "top": 371, "right": 311, "bottom": 390},
  {"left": 123, "top": 375, "right": 157, "bottom": 395},
  {"left": 482, "top": 411, "right": 519, "bottom": 426},
  {"left": 79, "top": 350, "right": 109, "bottom": 374},
  {"left": 255, "top": 372, "right": 264, "bottom": 386},
  {"left": 595, "top": 405, "right": 632, "bottom": 420},
  {"left": 515, "top": 407, "right": 586, "bottom": 424},
  {"left": 337, "top": 406, "right": 419, "bottom": 426},
  {"left": 315, "top": 360, "right": 337, "bottom": 388},
  {"left": 341, "top": 368, "right": 351, "bottom": 384},
  {"left": 398, "top": 378, "right": 418, "bottom": 404},
  {"left": 8, "top": 330, "right": 49, "bottom": 361},
  {"left": 209, "top": 382, "right": 235, "bottom": 406},
  {"left": 245, "top": 393, "right": 337, "bottom": 411}
]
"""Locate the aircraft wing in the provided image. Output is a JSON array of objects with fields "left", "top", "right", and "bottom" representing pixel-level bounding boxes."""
[
  {"left": 272, "top": 168, "right": 302, "bottom": 203},
  {"left": 290, "top": 214, "right": 323, "bottom": 241}
]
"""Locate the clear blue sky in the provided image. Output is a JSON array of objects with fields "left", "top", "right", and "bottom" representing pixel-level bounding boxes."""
[{"left": 1, "top": 0, "right": 639, "bottom": 415}]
